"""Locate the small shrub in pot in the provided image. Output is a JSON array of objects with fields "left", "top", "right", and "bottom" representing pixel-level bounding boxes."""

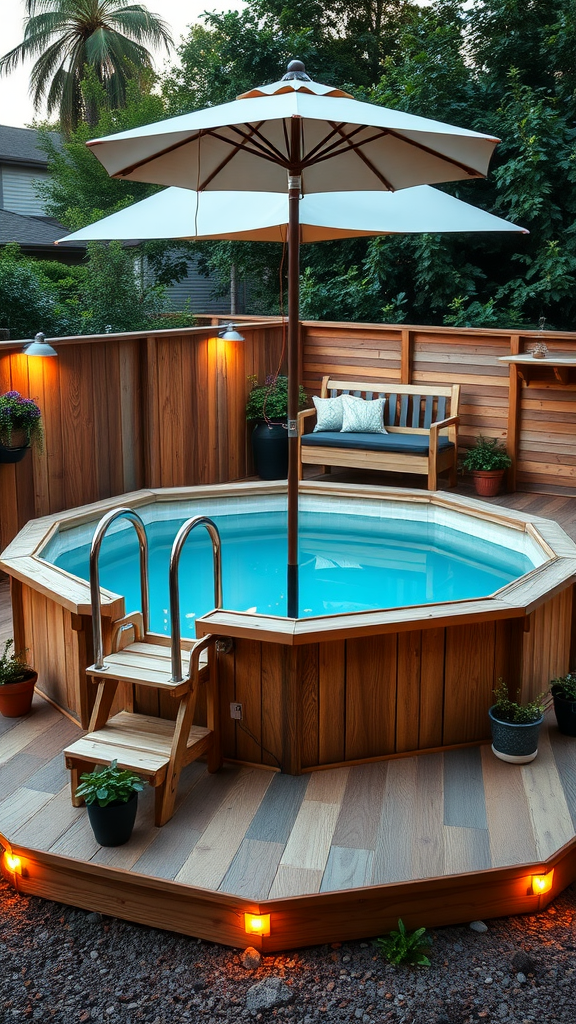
[
  {"left": 75, "top": 760, "right": 148, "bottom": 846},
  {"left": 462, "top": 436, "right": 511, "bottom": 496},
  {"left": 489, "top": 680, "right": 545, "bottom": 763},
  {"left": 550, "top": 672, "right": 576, "bottom": 737},
  {"left": 0, "top": 639, "right": 37, "bottom": 717}
]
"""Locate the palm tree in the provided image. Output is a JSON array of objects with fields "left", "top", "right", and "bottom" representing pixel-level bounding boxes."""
[{"left": 0, "top": 0, "right": 173, "bottom": 132}]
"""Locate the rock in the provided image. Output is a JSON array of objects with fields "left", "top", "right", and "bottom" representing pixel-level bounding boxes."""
[
  {"left": 246, "top": 977, "right": 295, "bottom": 1013},
  {"left": 511, "top": 952, "right": 536, "bottom": 976},
  {"left": 241, "top": 947, "right": 262, "bottom": 970},
  {"left": 470, "top": 921, "right": 488, "bottom": 933},
  {"left": 516, "top": 973, "right": 527, "bottom": 984},
  {"left": 86, "top": 913, "right": 102, "bottom": 925}
]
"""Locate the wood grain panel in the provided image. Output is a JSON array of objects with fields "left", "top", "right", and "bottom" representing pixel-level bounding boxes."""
[
  {"left": 419, "top": 627, "right": 445, "bottom": 748},
  {"left": 443, "top": 622, "right": 495, "bottom": 745},
  {"left": 345, "top": 634, "right": 397, "bottom": 760},
  {"left": 233, "top": 638, "right": 262, "bottom": 764},
  {"left": 396, "top": 630, "right": 421, "bottom": 752},
  {"left": 318, "top": 639, "right": 345, "bottom": 765}
]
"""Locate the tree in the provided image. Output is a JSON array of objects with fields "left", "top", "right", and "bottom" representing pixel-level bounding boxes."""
[{"left": 0, "top": 0, "right": 173, "bottom": 133}]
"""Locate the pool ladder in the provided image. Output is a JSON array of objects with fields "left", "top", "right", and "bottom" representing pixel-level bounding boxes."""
[{"left": 63, "top": 508, "right": 224, "bottom": 827}]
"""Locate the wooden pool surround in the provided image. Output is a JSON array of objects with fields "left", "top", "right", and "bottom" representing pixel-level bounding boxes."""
[{"left": 1, "top": 481, "right": 575, "bottom": 774}]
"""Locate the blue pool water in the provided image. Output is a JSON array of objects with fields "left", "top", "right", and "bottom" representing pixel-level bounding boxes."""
[{"left": 49, "top": 510, "right": 534, "bottom": 636}]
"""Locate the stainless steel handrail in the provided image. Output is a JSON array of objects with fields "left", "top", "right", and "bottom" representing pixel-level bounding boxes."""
[
  {"left": 169, "top": 515, "right": 222, "bottom": 682},
  {"left": 89, "top": 507, "right": 149, "bottom": 671}
]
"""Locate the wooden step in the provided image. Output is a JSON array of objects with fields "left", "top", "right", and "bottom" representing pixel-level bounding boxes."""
[
  {"left": 64, "top": 711, "right": 212, "bottom": 782},
  {"left": 86, "top": 642, "right": 208, "bottom": 690}
]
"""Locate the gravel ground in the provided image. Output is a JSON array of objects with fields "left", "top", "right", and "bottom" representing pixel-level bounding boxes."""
[{"left": 1, "top": 877, "right": 575, "bottom": 1023}]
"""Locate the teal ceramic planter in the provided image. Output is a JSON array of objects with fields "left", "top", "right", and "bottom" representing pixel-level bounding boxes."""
[{"left": 489, "top": 706, "right": 543, "bottom": 763}]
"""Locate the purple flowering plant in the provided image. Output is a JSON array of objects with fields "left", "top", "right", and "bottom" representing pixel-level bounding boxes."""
[{"left": 0, "top": 390, "right": 43, "bottom": 452}]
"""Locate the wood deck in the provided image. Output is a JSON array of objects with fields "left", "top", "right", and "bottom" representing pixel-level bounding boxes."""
[{"left": 1, "top": 489, "right": 576, "bottom": 950}]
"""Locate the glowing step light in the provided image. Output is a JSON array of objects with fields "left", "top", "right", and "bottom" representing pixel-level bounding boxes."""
[
  {"left": 3, "top": 852, "right": 22, "bottom": 873},
  {"left": 244, "top": 913, "right": 271, "bottom": 937},
  {"left": 531, "top": 869, "right": 554, "bottom": 895}
]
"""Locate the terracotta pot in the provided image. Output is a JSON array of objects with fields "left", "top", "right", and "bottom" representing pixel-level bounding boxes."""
[
  {"left": 0, "top": 671, "right": 38, "bottom": 717},
  {"left": 472, "top": 469, "right": 505, "bottom": 497}
]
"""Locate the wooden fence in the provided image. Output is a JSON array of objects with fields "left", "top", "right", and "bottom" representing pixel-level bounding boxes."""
[{"left": 1, "top": 318, "right": 576, "bottom": 553}]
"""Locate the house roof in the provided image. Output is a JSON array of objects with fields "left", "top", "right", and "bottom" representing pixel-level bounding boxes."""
[
  {"left": 0, "top": 208, "right": 84, "bottom": 249},
  {"left": 0, "top": 124, "right": 62, "bottom": 168}
]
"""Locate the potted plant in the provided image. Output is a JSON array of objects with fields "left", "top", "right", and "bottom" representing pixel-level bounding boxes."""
[
  {"left": 0, "top": 639, "right": 38, "bottom": 717},
  {"left": 246, "top": 374, "right": 307, "bottom": 479},
  {"left": 489, "top": 680, "right": 545, "bottom": 763},
  {"left": 0, "top": 390, "right": 44, "bottom": 463},
  {"left": 75, "top": 760, "right": 148, "bottom": 847},
  {"left": 462, "top": 435, "right": 511, "bottom": 497},
  {"left": 550, "top": 672, "right": 576, "bottom": 737}
]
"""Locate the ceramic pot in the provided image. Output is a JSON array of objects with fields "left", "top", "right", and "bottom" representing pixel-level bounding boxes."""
[
  {"left": 251, "top": 421, "right": 288, "bottom": 479},
  {"left": 87, "top": 793, "right": 138, "bottom": 846},
  {"left": 489, "top": 706, "right": 543, "bottom": 763},
  {"left": 0, "top": 671, "right": 38, "bottom": 717},
  {"left": 472, "top": 470, "right": 506, "bottom": 497},
  {"left": 551, "top": 686, "right": 576, "bottom": 737}
]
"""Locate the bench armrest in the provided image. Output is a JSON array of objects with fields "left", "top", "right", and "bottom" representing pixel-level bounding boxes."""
[
  {"left": 298, "top": 407, "right": 317, "bottom": 436},
  {"left": 430, "top": 415, "right": 459, "bottom": 433}
]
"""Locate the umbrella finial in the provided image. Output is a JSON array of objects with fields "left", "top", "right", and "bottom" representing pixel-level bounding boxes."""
[{"left": 282, "top": 60, "right": 311, "bottom": 82}]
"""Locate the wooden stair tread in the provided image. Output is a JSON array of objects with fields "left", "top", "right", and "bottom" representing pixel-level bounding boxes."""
[
  {"left": 86, "top": 642, "right": 196, "bottom": 689},
  {"left": 64, "top": 712, "right": 212, "bottom": 779}
]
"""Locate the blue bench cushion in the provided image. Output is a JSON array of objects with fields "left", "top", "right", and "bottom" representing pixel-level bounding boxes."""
[{"left": 301, "top": 431, "right": 455, "bottom": 456}]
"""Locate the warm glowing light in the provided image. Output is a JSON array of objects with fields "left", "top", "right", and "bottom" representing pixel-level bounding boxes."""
[
  {"left": 531, "top": 870, "right": 554, "bottom": 895},
  {"left": 244, "top": 913, "right": 271, "bottom": 936},
  {"left": 4, "top": 853, "right": 22, "bottom": 873}
]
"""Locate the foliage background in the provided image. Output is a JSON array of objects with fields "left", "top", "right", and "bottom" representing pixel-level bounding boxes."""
[{"left": 2, "top": 0, "right": 574, "bottom": 335}]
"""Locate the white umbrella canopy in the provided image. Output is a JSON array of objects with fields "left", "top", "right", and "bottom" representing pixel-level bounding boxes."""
[
  {"left": 85, "top": 60, "right": 504, "bottom": 617},
  {"left": 58, "top": 185, "right": 527, "bottom": 245},
  {"left": 87, "top": 73, "right": 498, "bottom": 194}
]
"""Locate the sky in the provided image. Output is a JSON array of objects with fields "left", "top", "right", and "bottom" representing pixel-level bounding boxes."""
[{"left": 0, "top": 0, "right": 246, "bottom": 130}]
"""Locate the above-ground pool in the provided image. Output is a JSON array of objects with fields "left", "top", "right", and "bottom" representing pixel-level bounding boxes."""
[
  {"left": 40, "top": 493, "right": 541, "bottom": 634},
  {"left": 2, "top": 481, "right": 574, "bottom": 768}
]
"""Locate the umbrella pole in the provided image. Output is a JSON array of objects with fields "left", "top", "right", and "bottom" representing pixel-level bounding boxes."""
[{"left": 287, "top": 126, "right": 301, "bottom": 619}]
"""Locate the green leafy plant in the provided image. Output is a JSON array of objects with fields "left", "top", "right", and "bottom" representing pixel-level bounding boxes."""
[
  {"left": 75, "top": 759, "right": 147, "bottom": 807},
  {"left": 375, "top": 918, "right": 431, "bottom": 967},
  {"left": 551, "top": 672, "right": 576, "bottom": 701},
  {"left": 462, "top": 435, "right": 512, "bottom": 473},
  {"left": 246, "top": 374, "right": 307, "bottom": 422},
  {"left": 492, "top": 679, "right": 545, "bottom": 724},
  {"left": 0, "top": 391, "right": 43, "bottom": 452},
  {"left": 0, "top": 639, "right": 33, "bottom": 686}
]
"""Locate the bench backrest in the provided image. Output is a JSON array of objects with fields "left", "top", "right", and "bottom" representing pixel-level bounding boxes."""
[{"left": 320, "top": 377, "right": 460, "bottom": 434}]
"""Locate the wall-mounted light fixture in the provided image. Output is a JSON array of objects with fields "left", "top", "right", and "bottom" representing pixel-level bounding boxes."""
[
  {"left": 244, "top": 912, "right": 271, "bottom": 937},
  {"left": 531, "top": 869, "right": 554, "bottom": 895},
  {"left": 23, "top": 332, "right": 58, "bottom": 357},
  {"left": 218, "top": 323, "right": 245, "bottom": 342}
]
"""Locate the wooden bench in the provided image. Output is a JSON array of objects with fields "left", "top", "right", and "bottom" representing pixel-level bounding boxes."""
[
  {"left": 64, "top": 614, "right": 221, "bottom": 827},
  {"left": 298, "top": 377, "right": 460, "bottom": 490}
]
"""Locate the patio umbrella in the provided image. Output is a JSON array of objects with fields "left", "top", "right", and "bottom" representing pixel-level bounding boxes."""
[
  {"left": 86, "top": 60, "right": 502, "bottom": 616},
  {"left": 58, "top": 185, "right": 527, "bottom": 244}
]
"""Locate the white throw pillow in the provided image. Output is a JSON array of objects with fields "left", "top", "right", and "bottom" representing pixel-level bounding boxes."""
[
  {"left": 340, "top": 394, "right": 387, "bottom": 433},
  {"left": 312, "top": 395, "right": 344, "bottom": 431}
]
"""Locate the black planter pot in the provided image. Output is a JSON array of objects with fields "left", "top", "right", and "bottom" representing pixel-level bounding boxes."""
[
  {"left": 87, "top": 793, "right": 138, "bottom": 846},
  {"left": 489, "top": 706, "right": 543, "bottom": 763},
  {"left": 551, "top": 686, "right": 576, "bottom": 737},
  {"left": 251, "top": 421, "right": 288, "bottom": 480},
  {"left": 0, "top": 443, "right": 30, "bottom": 464}
]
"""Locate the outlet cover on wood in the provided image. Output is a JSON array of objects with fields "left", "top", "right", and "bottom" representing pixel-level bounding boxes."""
[{"left": 230, "top": 702, "right": 243, "bottom": 720}]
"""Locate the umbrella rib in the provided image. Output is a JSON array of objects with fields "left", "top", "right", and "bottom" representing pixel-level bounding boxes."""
[
  {"left": 327, "top": 123, "right": 395, "bottom": 189},
  {"left": 302, "top": 128, "right": 393, "bottom": 169},
  {"left": 302, "top": 122, "right": 367, "bottom": 163},
  {"left": 197, "top": 131, "right": 288, "bottom": 190},
  {"left": 384, "top": 127, "right": 487, "bottom": 179}
]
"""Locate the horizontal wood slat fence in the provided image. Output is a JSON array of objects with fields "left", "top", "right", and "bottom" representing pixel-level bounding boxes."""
[{"left": 1, "top": 319, "right": 575, "bottom": 553}]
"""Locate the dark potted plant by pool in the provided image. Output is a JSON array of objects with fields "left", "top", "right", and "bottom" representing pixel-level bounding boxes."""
[
  {"left": 489, "top": 680, "right": 545, "bottom": 763},
  {"left": 75, "top": 760, "right": 148, "bottom": 847},
  {"left": 462, "top": 435, "right": 511, "bottom": 497},
  {"left": 550, "top": 672, "right": 576, "bottom": 737},
  {"left": 0, "top": 639, "right": 38, "bottom": 718},
  {"left": 0, "top": 390, "right": 44, "bottom": 463},
  {"left": 246, "top": 374, "right": 306, "bottom": 479}
]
